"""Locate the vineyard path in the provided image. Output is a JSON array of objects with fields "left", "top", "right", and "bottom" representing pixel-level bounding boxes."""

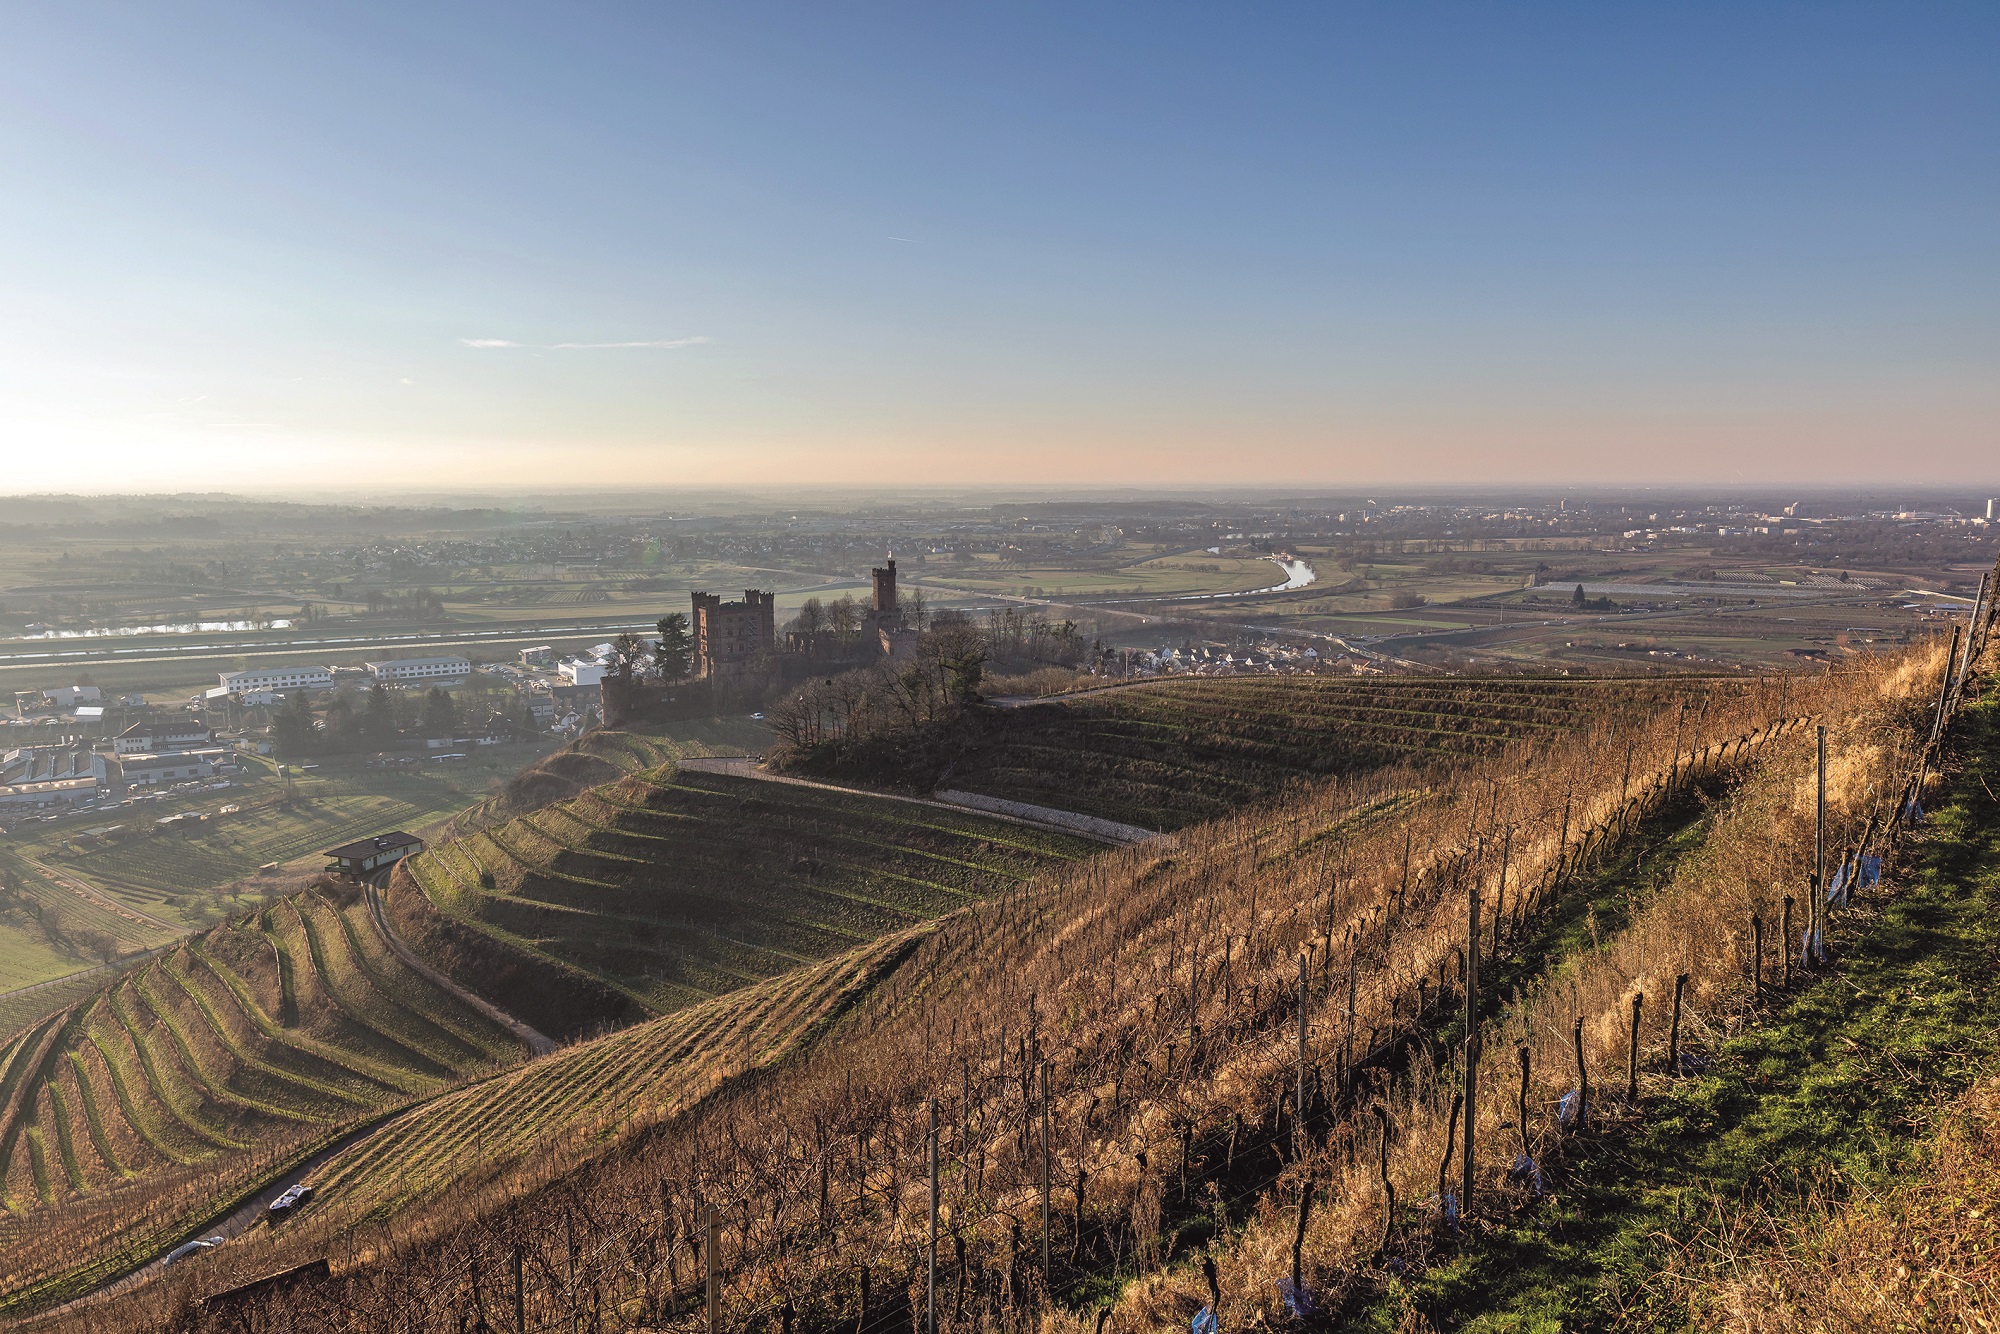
[
  {"left": 672, "top": 756, "right": 1158, "bottom": 845},
  {"left": 362, "top": 876, "right": 556, "bottom": 1057}
]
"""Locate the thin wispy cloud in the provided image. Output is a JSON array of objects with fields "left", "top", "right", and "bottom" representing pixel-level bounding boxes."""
[{"left": 459, "top": 336, "right": 710, "bottom": 350}]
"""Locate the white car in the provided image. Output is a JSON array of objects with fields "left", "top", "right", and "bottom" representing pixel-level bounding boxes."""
[
  {"left": 164, "top": 1236, "right": 224, "bottom": 1266},
  {"left": 267, "top": 1181, "right": 316, "bottom": 1222}
]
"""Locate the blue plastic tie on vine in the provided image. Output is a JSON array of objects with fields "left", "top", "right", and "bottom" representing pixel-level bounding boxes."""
[
  {"left": 1508, "top": 1153, "right": 1544, "bottom": 1196},
  {"left": 1557, "top": 1090, "right": 1579, "bottom": 1127},
  {"left": 1859, "top": 855, "right": 1882, "bottom": 889},
  {"left": 1274, "top": 1277, "right": 1319, "bottom": 1320},
  {"left": 1191, "top": 1306, "right": 1216, "bottom": 1334},
  {"left": 1438, "top": 1187, "right": 1458, "bottom": 1222}
]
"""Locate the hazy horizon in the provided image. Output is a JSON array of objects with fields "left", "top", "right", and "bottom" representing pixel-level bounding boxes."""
[{"left": 2, "top": 3, "right": 1993, "bottom": 489}]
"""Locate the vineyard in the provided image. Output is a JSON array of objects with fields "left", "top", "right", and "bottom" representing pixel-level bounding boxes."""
[
  {"left": 397, "top": 763, "right": 1097, "bottom": 1028},
  {"left": 452, "top": 716, "right": 772, "bottom": 830},
  {"left": 271, "top": 926, "right": 923, "bottom": 1235},
  {"left": 47, "top": 623, "right": 1987, "bottom": 1334},
  {"left": 9, "top": 605, "right": 1996, "bottom": 1330},
  {"left": 935, "top": 674, "right": 1740, "bottom": 829},
  {"left": 0, "top": 884, "right": 522, "bottom": 1313}
]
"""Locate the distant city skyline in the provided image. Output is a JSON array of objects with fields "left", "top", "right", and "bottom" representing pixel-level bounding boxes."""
[{"left": 1, "top": 3, "right": 1993, "bottom": 489}]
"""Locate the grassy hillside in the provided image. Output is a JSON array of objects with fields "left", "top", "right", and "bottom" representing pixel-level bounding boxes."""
[
  {"left": 799, "top": 673, "right": 1745, "bottom": 830},
  {"left": 447, "top": 715, "right": 771, "bottom": 831},
  {"left": 394, "top": 763, "right": 1097, "bottom": 1033}
]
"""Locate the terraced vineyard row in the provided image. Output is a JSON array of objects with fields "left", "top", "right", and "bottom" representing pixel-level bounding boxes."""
[
  {"left": 401, "top": 764, "right": 1097, "bottom": 1018},
  {"left": 296, "top": 927, "right": 919, "bottom": 1232},
  {"left": 0, "top": 889, "right": 522, "bottom": 1219},
  {"left": 948, "top": 674, "right": 1731, "bottom": 829}
]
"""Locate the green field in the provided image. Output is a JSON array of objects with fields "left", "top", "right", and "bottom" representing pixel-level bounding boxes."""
[{"left": 399, "top": 763, "right": 1095, "bottom": 1021}]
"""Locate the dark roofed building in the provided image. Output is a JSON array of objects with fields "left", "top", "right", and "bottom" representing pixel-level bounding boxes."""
[{"left": 323, "top": 831, "right": 425, "bottom": 875}]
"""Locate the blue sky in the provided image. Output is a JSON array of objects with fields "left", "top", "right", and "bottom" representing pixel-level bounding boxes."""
[{"left": 0, "top": 2, "right": 1993, "bottom": 489}]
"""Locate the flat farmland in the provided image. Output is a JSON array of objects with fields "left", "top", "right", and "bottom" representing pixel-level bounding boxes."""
[
  {"left": 9, "top": 747, "right": 550, "bottom": 930},
  {"left": 924, "top": 547, "right": 1285, "bottom": 600}
]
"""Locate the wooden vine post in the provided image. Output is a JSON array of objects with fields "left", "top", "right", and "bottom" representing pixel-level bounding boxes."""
[
  {"left": 1781, "top": 896, "right": 1793, "bottom": 988},
  {"left": 704, "top": 1204, "right": 720, "bottom": 1334},
  {"left": 1039, "top": 1060, "right": 1051, "bottom": 1289},
  {"left": 1296, "top": 952, "right": 1308, "bottom": 1140},
  {"left": 513, "top": 1243, "right": 525, "bottom": 1334},
  {"left": 1571, "top": 1015, "right": 1589, "bottom": 1130},
  {"left": 1667, "top": 973, "right": 1687, "bottom": 1076},
  {"left": 1461, "top": 864, "right": 1481, "bottom": 1215},
  {"left": 927, "top": 1098, "right": 939, "bottom": 1334},
  {"left": 1814, "top": 724, "right": 1827, "bottom": 963},
  {"left": 1626, "top": 993, "right": 1642, "bottom": 1104}
]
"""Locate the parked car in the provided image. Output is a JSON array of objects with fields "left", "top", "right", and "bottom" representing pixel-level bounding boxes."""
[
  {"left": 163, "top": 1236, "right": 224, "bottom": 1266},
  {"left": 266, "top": 1182, "right": 315, "bottom": 1223}
]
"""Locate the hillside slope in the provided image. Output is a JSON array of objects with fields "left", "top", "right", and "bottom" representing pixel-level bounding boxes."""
[
  {"left": 392, "top": 762, "right": 1097, "bottom": 1035},
  {"left": 38, "top": 647, "right": 1933, "bottom": 1332},
  {"left": 0, "top": 882, "right": 522, "bottom": 1314},
  {"left": 789, "top": 673, "right": 1751, "bottom": 830}
]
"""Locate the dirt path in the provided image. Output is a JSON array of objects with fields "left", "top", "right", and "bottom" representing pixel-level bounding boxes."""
[
  {"left": 674, "top": 756, "right": 1158, "bottom": 845},
  {"left": 363, "top": 877, "right": 556, "bottom": 1057}
]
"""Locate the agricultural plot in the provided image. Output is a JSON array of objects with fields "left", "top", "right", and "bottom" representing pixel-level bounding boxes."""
[
  {"left": 944, "top": 675, "right": 1711, "bottom": 830},
  {"left": 404, "top": 765, "right": 1095, "bottom": 1015},
  {"left": 925, "top": 548, "right": 1282, "bottom": 600},
  {"left": 10, "top": 753, "right": 545, "bottom": 937},
  {"left": 294, "top": 927, "right": 918, "bottom": 1229},
  {"left": 0, "top": 886, "right": 522, "bottom": 1225}
]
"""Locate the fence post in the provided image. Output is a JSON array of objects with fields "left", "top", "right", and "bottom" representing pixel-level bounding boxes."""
[
  {"left": 1627, "top": 994, "right": 1642, "bottom": 1103},
  {"left": 928, "top": 1098, "right": 939, "bottom": 1334},
  {"left": 704, "top": 1204, "right": 719, "bottom": 1334},
  {"left": 1461, "top": 867, "right": 1481, "bottom": 1216},
  {"left": 1668, "top": 973, "right": 1687, "bottom": 1074}
]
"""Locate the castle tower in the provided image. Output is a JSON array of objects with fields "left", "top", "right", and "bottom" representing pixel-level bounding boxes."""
[
  {"left": 691, "top": 589, "right": 776, "bottom": 680},
  {"left": 870, "top": 558, "right": 897, "bottom": 615}
]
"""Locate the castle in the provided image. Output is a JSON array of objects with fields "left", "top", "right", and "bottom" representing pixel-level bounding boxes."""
[
  {"left": 690, "top": 589, "right": 776, "bottom": 682},
  {"left": 693, "top": 558, "right": 912, "bottom": 681}
]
